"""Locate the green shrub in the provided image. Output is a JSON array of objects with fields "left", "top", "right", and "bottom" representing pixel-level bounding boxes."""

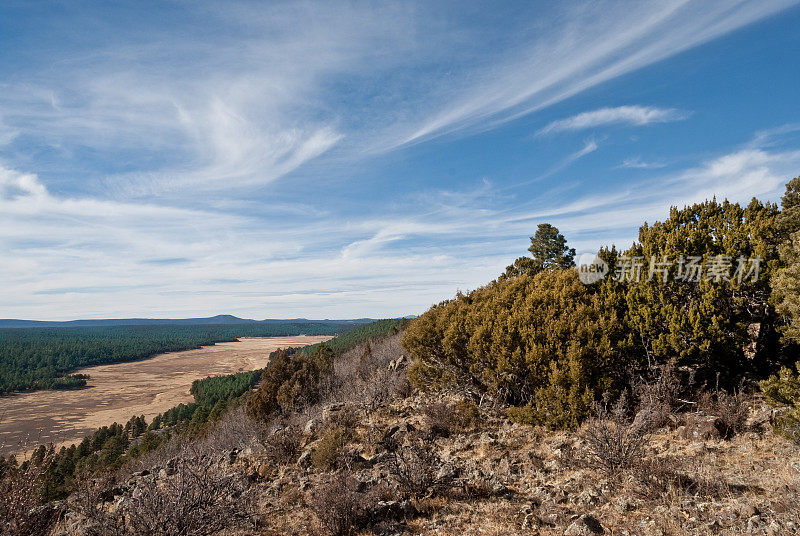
[
  {"left": 404, "top": 197, "right": 785, "bottom": 429},
  {"left": 506, "top": 404, "right": 536, "bottom": 425},
  {"left": 246, "top": 345, "right": 334, "bottom": 421},
  {"left": 760, "top": 361, "right": 800, "bottom": 443},
  {"left": 625, "top": 198, "right": 779, "bottom": 384},
  {"left": 403, "top": 269, "right": 633, "bottom": 427},
  {"left": 453, "top": 400, "right": 480, "bottom": 429},
  {"left": 311, "top": 427, "right": 349, "bottom": 471}
]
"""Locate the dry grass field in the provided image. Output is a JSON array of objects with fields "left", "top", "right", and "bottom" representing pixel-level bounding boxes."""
[{"left": 0, "top": 335, "right": 331, "bottom": 456}]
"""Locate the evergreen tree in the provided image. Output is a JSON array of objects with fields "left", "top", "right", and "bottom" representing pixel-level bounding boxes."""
[
  {"left": 502, "top": 223, "right": 575, "bottom": 279},
  {"left": 773, "top": 177, "right": 800, "bottom": 341},
  {"left": 624, "top": 198, "right": 779, "bottom": 382},
  {"left": 404, "top": 269, "right": 634, "bottom": 427}
]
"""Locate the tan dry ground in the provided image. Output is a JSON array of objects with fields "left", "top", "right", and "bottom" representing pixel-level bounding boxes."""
[{"left": 0, "top": 335, "right": 331, "bottom": 457}]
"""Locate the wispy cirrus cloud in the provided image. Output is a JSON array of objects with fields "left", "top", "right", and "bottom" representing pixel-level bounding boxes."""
[
  {"left": 538, "top": 106, "right": 690, "bottom": 135},
  {"left": 1, "top": 1, "right": 799, "bottom": 320},
  {"left": 2, "top": 126, "right": 799, "bottom": 319},
  {"left": 392, "top": 1, "right": 797, "bottom": 147},
  {"left": 617, "top": 156, "right": 668, "bottom": 169}
]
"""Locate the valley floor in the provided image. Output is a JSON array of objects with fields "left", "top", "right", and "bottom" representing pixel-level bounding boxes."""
[{"left": 0, "top": 335, "right": 331, "bottom": 457}]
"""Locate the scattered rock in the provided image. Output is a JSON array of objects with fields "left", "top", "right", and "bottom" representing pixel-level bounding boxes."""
[
  {"left": 747, "top": 514, "right": 763, "bottom": 532},
  {"left": 304, "top": 418, "right": 320, "bottom": 435},
  {"left": 257, "top": 462, "right": 276, "bottom": 479},
  {"left": 745, "top": 407, "right": 773, "bottom": 430},
  {"left": 297, "top": 448, "right": 313, "bottom": 469},
  {"left": 388, "top": 355, "right": 407, "bottom": 371},
  {"left": 347, "top": 454, "right": 372, "bottom": 470},
  {"left": 576, "top": 488, "right": 602, "bottom": 507},
  {"left": 436, "top": 462, "right": 458, "bottom": 481},
  {"left": 564, "top": 514, "right": 604, "bottom": 535},
  {"left": 741, "top": 505, "right": 760, "bottom": 518},
  {"left": 375, "top": 500, "right": 417, "bottom": 519},
  {"left": 614, "top": 496, "right": 636, "bottom": 513},
  {"left": 321, "top": 402, "right": 345, "bottom": 422},
  {"left": 680, "top": 414, "right": 725, "bottom": 441}
]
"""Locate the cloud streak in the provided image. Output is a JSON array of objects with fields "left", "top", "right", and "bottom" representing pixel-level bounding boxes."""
[
  {"left": 4, "top": 124, "right": 797, "bottom": 318},
  {"left": 538, "top": 106, "right": 689, "bottom": 135},
  {"left": 392, "top": 0, "right": 798, "bottom": 147},
  {"left": 618, "top": 156, "right": 669, "bottom": 169},
  {"left": 0, "top": 1, "right": 798, "bottom": 319}
]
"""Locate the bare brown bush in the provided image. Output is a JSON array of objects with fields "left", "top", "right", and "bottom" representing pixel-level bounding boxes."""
[
  {"left": 72, "top": 473, "right": 125, "bottom": 536},
  {"left": 0, "top": 449, "right": 62, "bottom": 536},
  {"left": 201, "top": 406, "right": 267, "bottom": 451},
  {"left": 698, "top": 388, "right": 750, "bottom": 438},
  {"left": 328, "top": 334, "right": 408, "bottom": 413},
  {"left": 81, "top": 457, "right": 252, "bottom": 536},
  {"left": 422, "top": 399, "right": 481, "bottom": 439},
  {"left": 263, "top": 423, "right": 303, "bottom": 465},
  {"left": 424, "top": 401, "right": 454, "bottom": 437},
  {"left": 582, "top": 391, "right": 648, "bottom": 479},
  {"left": 634, "top": 360, "right": 684, "bottom": 431},
  {"left": 309, "top": 472, "right": 374, "bottom": 536},
  {"left": 385, "top": 435, "right": 453, "bottom": 499},
  {"left": 323, "top": 404, "right": 361, "bottom": 432}
]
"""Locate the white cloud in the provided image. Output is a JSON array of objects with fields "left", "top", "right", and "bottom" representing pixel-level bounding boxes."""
[
  {"left": 618, "top": 156, "right": 668, "bottom": 169},
  {"left": 0, "top": 166, "right": 48, "bottom": 200},
  {"left": 3, "top": 0, "right": 794, "bottom": 185},
  {"left": 538, "top": 106, "right": 689, "bottom": 135},
  {"left": 1, "top": 129, "right": 799, "bottom": 320},
  {"left": 0, "top": 2, "right": 414, "bottom": 195},
  {"left": 1, "top": 1, "right": 799, "bottom": 319},
  {"left": 536, "top": 147, "right": 800, "bottom": 243},
  {"left": 392, "top": 0, "right": 796, "bottom": 148}
]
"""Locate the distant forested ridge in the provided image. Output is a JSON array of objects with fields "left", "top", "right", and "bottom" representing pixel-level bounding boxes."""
[
  {"left": 298, "top": 318, "right": 409, "bottom": 357},
  {"left": 0, "top": 322, "right": 354, "bottom": 395},
  {"left": 0, "top": 315, "right": 373, "bottom": 329}
]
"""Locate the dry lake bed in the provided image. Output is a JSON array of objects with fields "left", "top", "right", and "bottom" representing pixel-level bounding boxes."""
[{"left": 0, "top": 335, "right": 331, "bottom": 456}]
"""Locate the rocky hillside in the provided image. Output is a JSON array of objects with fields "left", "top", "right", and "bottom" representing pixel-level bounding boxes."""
[{"left": 24, "top": 332, "right": 799, "bottom": 536}]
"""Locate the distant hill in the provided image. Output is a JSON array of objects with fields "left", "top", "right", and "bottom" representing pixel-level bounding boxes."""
[{"left": 0, "top": 315, "right": 375, "bottom": 329}]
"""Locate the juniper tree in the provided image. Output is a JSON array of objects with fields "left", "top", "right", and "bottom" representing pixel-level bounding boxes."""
[
  {"left": 624, "top": 198, "right": 779, "bottom": 383},
  {"left": 773, "top": 177, "right": 800, "bottom": 341}
]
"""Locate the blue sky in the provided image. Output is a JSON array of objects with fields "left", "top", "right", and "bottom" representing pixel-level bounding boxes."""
[{"left": 1, "top": 0, "right": 800, "bottom": 320}]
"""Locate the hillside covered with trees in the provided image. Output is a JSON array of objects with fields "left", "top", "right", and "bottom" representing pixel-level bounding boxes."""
[{"left": 404, "top": 178, "right": 800, "bottom": 430}]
